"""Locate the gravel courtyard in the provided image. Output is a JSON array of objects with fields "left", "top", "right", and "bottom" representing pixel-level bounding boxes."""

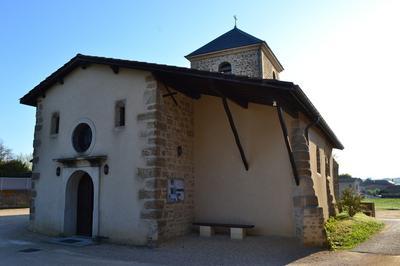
[
  {"left": 0, "top": 209, "right": 320, "bottom": 266},
  {"left": 2, "top": 209, "right": 400, "bottom": 265}
]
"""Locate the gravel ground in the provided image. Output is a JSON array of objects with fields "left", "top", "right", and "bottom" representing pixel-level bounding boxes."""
[
  {"left": 376, "top": 210, "right": 400, "bottom": 219},
  {"left": 0, "top": 209, "right": 320, "bottom": 266},
  {"left": 3, "top": 209, "right": 400, "bottom": 265}
]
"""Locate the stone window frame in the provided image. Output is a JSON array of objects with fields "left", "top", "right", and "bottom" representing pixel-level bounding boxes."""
[
  {"left": 72, "top": 123, "right": 93, "bottom": 153},
  {"left": 50, "top": 112, "right": 60, "bottom": 136},
  {"left": 70, "top": 118, "right": 96, "bottom": 155},
  {"left": 272, "top": 71, "right": 276, "bottom": 79},
  {"left": 316, "top": 146, "right": 321, "bottom": 174},
  {"left": 114, "top": 99, "right": 126, "bottom": 128}
]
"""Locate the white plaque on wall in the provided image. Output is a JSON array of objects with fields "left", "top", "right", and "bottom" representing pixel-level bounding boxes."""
[{"left": 167, "top": 179, "right": 184, "bottom": 203}]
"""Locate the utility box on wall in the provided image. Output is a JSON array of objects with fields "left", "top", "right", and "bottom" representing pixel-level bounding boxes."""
[{"left": 167, "top": 179, "right": 184, "bottom": 203}]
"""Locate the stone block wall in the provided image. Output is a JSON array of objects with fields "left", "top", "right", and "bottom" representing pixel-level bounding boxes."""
[
  {"left": 290, "top": 118, "right": 326, "bottom": 246},
  {"left": 0, "top": 190, "right": 31, "bottom": 208},
  {"left": 30, "top": 98, "right": 43, "bottom": 222},
  {"left": 190, "top": 48, "right": 262, "bottom": 78},
  {"left": 261, "top": 52, "right": 279, "bottom": 79},
  {"left": 137, "top": 75, "right": 194, "bottom": 245}
]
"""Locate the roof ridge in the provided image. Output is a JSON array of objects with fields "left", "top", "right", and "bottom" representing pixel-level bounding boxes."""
[
  {"left": 234, "top": 27, "right": 264, "bottom": 42},
  {"left": 186, "top": 27, "right": 264, "bottom": 58}
]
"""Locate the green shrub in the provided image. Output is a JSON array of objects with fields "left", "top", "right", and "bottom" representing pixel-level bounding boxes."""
[
  {"left": 0, "top": 159, "right": 31, "bottom": 176},
  {"left": 325, "top": 213, "right": 384, "bottom": 250},
  {"left": 335, "top": 212, "right": 350, "bottom": 220},
  {"left": 338, "top": 188, "right": 363, "bottom": 217}
]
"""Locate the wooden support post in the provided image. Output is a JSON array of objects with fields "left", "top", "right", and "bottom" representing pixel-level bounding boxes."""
[
  {"left": 222, "top": 97, "right": 249, "bottom": 171},
  {"left": 275, "top": 103, "right": 300, "bottom": 185}
]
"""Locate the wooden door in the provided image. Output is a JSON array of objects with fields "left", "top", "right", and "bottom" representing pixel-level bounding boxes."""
[{"left": 76, "top": 174, "right": 93, "bottom": 236}]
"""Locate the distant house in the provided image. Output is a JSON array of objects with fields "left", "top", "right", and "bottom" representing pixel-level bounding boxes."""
[
  {"left": 361, "top": 179, "right": 394, "bottom": 194},
  {"left": 338, "top": 178, "right": 361, "bottom": 196},
  {"left": 20, "top": 27, "right": 343, "bottom": 247},
  {"left": 379, "top": 185, "right": 400, "bottom": 198}
]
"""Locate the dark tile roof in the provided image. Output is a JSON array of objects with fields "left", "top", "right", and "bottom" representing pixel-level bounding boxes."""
[
  {"left": 186, "top": 27, "right": 264, "bottom": 58},
  {"left": 19, "top": 54, "right": 343, "bottom": 149}
]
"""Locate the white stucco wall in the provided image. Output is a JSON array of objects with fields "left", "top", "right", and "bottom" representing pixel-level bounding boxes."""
[
  {"left": 193, "top": 96, "right": 296, "bottom": 237},
  {"left": 33, "top": 65, "right": 150, "bottom": 244}
]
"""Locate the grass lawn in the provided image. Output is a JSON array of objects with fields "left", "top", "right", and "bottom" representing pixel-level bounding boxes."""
[
  {"left": 324, "top": 213, "right": 384, "bottom": 250},
  {"left": 362, "top": 198, "right": 400, "bottom": 210}
]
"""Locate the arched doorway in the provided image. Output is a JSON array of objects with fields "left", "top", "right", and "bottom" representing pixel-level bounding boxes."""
[
  {"left": 64, "top": 170, "right": 95, "bottom": 237},
  {"left": 76, "top": 173, "right": 94, "bottom": 236}
]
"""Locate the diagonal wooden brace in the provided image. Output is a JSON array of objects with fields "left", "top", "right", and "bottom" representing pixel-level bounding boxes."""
[
  {"left": 275, "top": 103, "right": 300, "bottom": 185},
  {"left": 221, "top": 97, "right": 249, "bottom": 171}
]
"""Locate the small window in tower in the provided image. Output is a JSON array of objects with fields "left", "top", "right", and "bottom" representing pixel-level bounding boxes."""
[
  {"left": 272, "top": 71, "right": 276, "bottom": 79},
  {"left": 218, "top": 62, "right": 232, "bottom": 74},
  {"left": 115, "top": 100, "right": 126, "bottom": 127},
  {"left": 50, "top": 112, "right": 60, "bottom": 135},
  {"left": 316, "top": 146, "right": 321, "bottom": 174}
]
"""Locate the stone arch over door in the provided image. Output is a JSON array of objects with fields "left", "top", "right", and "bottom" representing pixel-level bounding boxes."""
[{"left": 60, "top": 167, "right": 100, "bottom": 237}]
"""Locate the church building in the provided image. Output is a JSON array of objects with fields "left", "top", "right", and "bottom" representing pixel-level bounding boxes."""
[{"left": 20, "top": 26, "right": 343, "bottom": 246}]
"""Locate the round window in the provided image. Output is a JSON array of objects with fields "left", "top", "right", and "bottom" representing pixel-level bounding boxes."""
[{"left": 72, "top": 123, "right": 92, "bottom": 153}]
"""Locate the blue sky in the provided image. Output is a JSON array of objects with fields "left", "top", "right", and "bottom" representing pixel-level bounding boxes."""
[{"left": 1, "top": 0, "right": 399, "bottom": 178}]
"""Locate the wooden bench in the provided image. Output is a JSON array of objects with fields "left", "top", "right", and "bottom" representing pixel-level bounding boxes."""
[{"left": 193, "top": 222, "right": 254, "bottom": 240}]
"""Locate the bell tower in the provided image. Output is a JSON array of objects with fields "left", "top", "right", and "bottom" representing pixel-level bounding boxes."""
[{"left": 186, "top": 27, "right": 283, "bottom": 79}]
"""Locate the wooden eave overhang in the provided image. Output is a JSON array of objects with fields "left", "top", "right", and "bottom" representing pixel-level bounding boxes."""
[{"left": 20, "top": 54, "right": 343, "bottom": 150}]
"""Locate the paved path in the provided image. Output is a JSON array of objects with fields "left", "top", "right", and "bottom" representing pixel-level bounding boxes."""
[
  {"left": 353, "top": 218, "right": 400, "bottom": 255},
  {"left": 291, "top": 211, "right": 400, "bottom": 265}
]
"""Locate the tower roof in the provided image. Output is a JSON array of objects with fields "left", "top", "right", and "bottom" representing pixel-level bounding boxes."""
[
  {"left": 186, "top": 27, "right": 284, "bottom": 72},
  {"left": 186, "top": 27, "right": 264, "bottom": 58}
]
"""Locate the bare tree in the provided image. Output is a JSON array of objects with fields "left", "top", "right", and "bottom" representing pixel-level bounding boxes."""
[{"left": 0, "top": 140, "right": 12, "bottom": 161}]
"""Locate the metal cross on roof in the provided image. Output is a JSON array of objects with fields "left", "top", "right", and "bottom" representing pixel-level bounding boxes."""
[{"left": 233, "top": 15, "right": 237, "bottom": 28}]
